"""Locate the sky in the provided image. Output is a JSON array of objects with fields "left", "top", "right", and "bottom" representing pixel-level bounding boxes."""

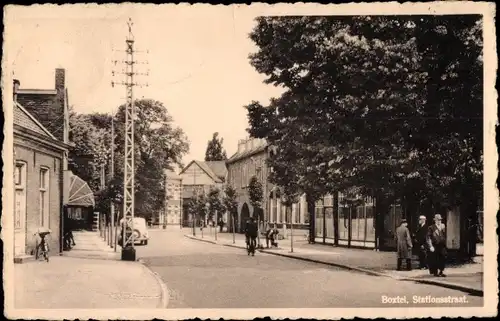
[{"left": 4, "top": 4, "right": 285, "bottom": 166}]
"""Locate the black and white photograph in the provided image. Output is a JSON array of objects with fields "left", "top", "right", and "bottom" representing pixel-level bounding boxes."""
[{"left": 2, "top": 2, "right": 497, "bottom": 320}]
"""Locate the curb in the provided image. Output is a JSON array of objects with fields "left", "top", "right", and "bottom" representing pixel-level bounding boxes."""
[
  {"left": 185, "top": 235, "right": 483, "bottom": 296},
  {"left": 138, "top": 259, "right": 170, "bottom": 308},
  {"left": 401, "top": 277, "right": 483, "bottom": 297}
]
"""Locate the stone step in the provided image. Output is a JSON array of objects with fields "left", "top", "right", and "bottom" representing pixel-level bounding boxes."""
[{"left": 14, "top": 255, "right": 36, "bottom": 264}]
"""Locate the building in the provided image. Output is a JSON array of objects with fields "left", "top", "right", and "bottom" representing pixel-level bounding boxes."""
[
  {"left": 13, "top": 93, "right": 69, "bottom": 260},
  {"left": 13, "top": 69, "right": 95, "bottom": 261},
  {"left": 226, "top": 138, "right": 309, "bottom": 234},
  {"left": 161, "top": 169, "right": 183, "bottom": 226},
  {"left": 179, "top": 160, "right": 227, "bottom": 227}
]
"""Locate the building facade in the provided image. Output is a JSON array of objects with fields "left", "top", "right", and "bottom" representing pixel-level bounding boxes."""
[
  {"left": 13, "top": 69, "right": 94, "bottom": 261},
  {"left": 161, "top": 169, "right": 183, "bottom": 226},
  {"left": 179, "top": 160, "right": 227, "bottom": 227},
  {"left": 226, "top": 138, "right": 310, "bottom": 234},
  {"left": 13, "top": 101, "right": 68, "bottom": 259}
]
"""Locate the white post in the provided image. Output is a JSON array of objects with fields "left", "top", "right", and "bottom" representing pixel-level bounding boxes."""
[
  {"left": 215, "top": 210, "right": 218, "bottom": 241},
  {"left": 290, "top": 206, "right": 294, "bottom": 253}
]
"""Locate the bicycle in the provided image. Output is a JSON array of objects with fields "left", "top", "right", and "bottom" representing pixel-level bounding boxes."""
[{"left": 34, "top": 228, "right": 51, "bottom": 262}]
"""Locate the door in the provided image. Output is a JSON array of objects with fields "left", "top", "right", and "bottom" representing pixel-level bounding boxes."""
[{"left": 14, "top": 162, "right": 27, "bottom": 256}]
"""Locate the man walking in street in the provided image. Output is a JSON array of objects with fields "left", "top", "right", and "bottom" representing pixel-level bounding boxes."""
[
  {"left": 414, "top": 215, "right": 428, "bottom": 269},
  {"left": 427, "top": 214, "right": 447, "bottom": 277},
  {"left": 244, "top": 217, "right": 258, "bottom": 255},
  {"left": 395, "top": 219, "right": 413, "bottom": 271}
]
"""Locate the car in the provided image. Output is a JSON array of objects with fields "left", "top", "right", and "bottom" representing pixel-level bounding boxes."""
[{"left": 119, "top": 216, "right": 150, "bottom": 246}]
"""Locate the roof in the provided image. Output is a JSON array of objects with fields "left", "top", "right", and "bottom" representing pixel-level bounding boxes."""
[
  {"left": 226, "top": 143, "right": 268, "bottom": 164},
  {"left": 14, "top": 101, "right": 58, "bottom": 140},
  {"left": 164, "top": 169, "right": 182, "bottom": 180},
  {"left": 16, "top": 90, "right": 64, "bottom": 141},
  {"left": 205, "top": 161, "right": 227, "bottom": 181},
  {"left": 17, "top": 89, "right": 57, "bottom": 95},
  {"left": 179, "top": 160, "right": 223, "bottom": 184}
]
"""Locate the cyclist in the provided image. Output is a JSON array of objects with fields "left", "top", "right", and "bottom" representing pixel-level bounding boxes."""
[{"left": 245, "top": 217, "right": 258, "bottom": 256}]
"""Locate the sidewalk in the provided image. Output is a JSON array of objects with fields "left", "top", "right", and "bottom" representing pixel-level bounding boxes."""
[
  {"left": 63, "top": 230, "right": 120, "bottom": 260},
  {"left": 186, "top": 230, "right": 483, "bottom": 296},
  {"left": 14, "top": 255, "right": 168, "bottom": 309}
]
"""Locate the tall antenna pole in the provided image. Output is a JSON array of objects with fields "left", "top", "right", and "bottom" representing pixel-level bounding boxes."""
[
  {"left": 110, "top": 114, "right": 116, "bottom": 251},
  {"left": 111, "top": 17, "right": 149, "bottom": 261}
]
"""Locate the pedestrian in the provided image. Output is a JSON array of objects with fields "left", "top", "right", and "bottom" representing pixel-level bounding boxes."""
[
  {"left": 395, "top": 219, "right": 413, "bottom": 271},
  {"left": 265, "top": 224, "right": 273, "bottom": 248},
  {"left": 427, "top": 214, "right": 447, "bottom": 277},
  {"left": 414, "top": 215, "right": 428, "bottom": 269}
]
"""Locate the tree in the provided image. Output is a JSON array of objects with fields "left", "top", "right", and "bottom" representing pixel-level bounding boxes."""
[
  {"left": 195, "top": 192, "right": 209, "bottom": 225},
  {"left": 204, "top": 132, "right": 227, "bottom": 161},
  {"left": 208, "top": 187, "right": 225, "bottom": 222},
  {"left": 69, "top": 99, "right": 190, "bottom": 221},
  {"left": 245, "top": 15, "right": 482, "bottom": 220},
  {"left": 68, "top": 112, "right": 110, "bottom": 193},
  {"left": 248, "top": 175, "right": 264, "bottom": 221},
  {"left": 223, "top": 185, "right": 238, "bottom": 232}
]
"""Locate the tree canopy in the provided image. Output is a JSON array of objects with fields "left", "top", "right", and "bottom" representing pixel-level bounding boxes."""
[
  {"left": 245, "top": 15, "right": 483, "bottom": 212},
  {"left": 69, "top": 99, "right": 190, "bottom": 220},
  {"left": 204, "top": 132, "right": 227, "bottom": 161},
  {"left": 208, "top": 187, "right": 225, "bottom": 221}
]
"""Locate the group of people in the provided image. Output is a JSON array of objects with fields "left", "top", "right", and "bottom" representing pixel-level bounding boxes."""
[
  {"left": 396, "top": 214, "right": 447, "bottom": 277},
  {"left": 243, "top": 218, "right": 281, "bottom": 255}
]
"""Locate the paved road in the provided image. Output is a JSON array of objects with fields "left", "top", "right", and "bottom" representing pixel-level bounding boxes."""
[{"left": 136, "top": 228, "right": 483, "bottom": 309}]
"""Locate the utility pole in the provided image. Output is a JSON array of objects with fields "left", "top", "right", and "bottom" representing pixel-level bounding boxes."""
[
  {"left": 110, "top": 114, "right": 116, "bottom": 251},
  {"left": 111, "top": 17, "right": 149, "bottom": 261},
  {"left": 100, "top": 164, "right": 106, "bottom": 239}
]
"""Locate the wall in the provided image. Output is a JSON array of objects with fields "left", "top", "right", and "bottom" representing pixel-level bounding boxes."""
[
  {"left": 14, "top": 138, "right": 62, "bottom": 255},
  {"left": 180, "top": 163, "right": 216, "bottom": 186},
  {"left": 164, "top": 177, "right": 182, "bottom": 225}
]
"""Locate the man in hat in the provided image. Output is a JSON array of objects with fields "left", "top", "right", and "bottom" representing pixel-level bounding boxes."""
[
  {"left": 395, "top": 219, "right": 413, "bottom": 271},
  {"left": 414, "top": 215, "right": 428, "bottom": 269},
  {"left": 427, "top": 214, "right": 447, "bottom": 277}
]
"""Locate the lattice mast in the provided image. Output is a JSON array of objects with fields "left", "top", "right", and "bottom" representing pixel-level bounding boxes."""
[{"left": 111, "top": 18, "right": 149, "bottom": 250}]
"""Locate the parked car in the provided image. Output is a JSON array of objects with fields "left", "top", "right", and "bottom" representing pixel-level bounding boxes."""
[{"left": 119, "top": 216, "right": 150, "bottom": 246}]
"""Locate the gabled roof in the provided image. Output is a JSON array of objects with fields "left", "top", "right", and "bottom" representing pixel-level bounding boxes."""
[
  {"left": 179, "top": 160, "right": 222, "bottom": 184},
  {"left": 14, "top": 101, "right": 57, "bottom": 140},
  {"left": 205, "top": 161, "right": 227, "bottom": 181},
  {"left": 164, "top": 169, "right": 182, "bottom": 180}
]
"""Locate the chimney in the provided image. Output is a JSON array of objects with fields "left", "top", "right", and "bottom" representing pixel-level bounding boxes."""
[
  {"left": 55, "top": 68, "right": 65, "bottom": 91},
  {"left": 245, "top": 139, "right": 251, "bottom": 152},
  {"left": 13, "top": 79, "right": 20, "bottom": 102},
  {"left": 237, "top": 139, "right": 245, "bottom": 153},
  {"left": 53, "top": 68, "right": 66, "bottom": 141}
]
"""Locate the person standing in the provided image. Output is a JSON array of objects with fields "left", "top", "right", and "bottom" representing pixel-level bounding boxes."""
[
  {"left": 395, "top": 219, "right": 413, "bottom": 271},
  {"left": 427, "top": 214, "right": 447, "bottom": 277},
  {"left": 414, "top": 215, "right": 428, "bottom": 269}
]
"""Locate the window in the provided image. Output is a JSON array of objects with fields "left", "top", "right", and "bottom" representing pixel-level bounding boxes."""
[
  {"left": 39, "top": 167, "right": 49, "bottom": 227},
  {"left": 272, "top": 197, "right": 277, "bottom": 222},
  {"left": 15, "top": 162, "right": 27, "bottom": 230}
]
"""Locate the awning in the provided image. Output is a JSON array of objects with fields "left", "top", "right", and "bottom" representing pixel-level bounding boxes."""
[{"left": 65, "top": 171, "right": 95, "bottom": 207}]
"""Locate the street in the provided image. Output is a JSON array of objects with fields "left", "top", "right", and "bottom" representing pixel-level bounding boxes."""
[{"left": 136, "top": 228, "right": 483, "bottom": 308}]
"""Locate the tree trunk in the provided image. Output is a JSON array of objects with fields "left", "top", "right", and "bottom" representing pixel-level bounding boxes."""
[
  {"left": 333, "top": 191, "right": 339, "bottom": 246},
  {"left": 375, "top": 194, "right": 390, "bottom": 251},
  {"left": 306, "top": 194, "right": 316, "bottom": 243}
]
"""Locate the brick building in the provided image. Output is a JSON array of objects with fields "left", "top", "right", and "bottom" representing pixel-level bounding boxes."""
[
  {"left": 226, "top": 138, "right": 309, "bottom": 234},
  {"left": 13, "top": 99, "right": 68, "bottom": 260},
  {"left": 161, "top": 169, "right": 183, "bottom": 226},
  {"left": 13, "top": 69, "right": 94, "bottom": 261}
]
